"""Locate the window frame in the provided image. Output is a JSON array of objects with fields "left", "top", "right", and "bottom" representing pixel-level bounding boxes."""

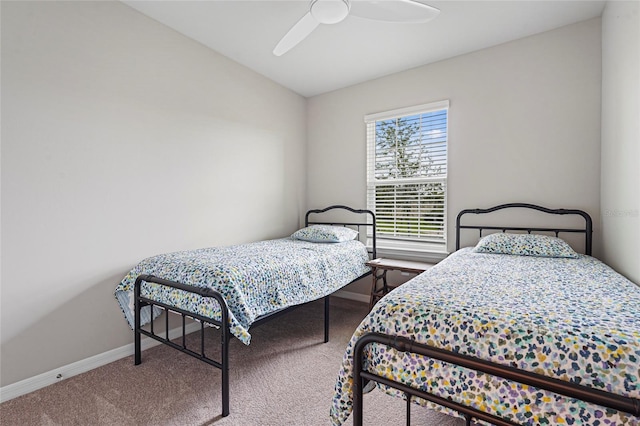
[{"left": 365, "top": 100, "right": 449, "bottom": 261}]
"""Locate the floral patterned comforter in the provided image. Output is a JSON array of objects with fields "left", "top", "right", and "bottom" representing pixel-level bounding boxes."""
[
  {"left": 115, "top": 238, "right": 370, "bottom": 344},
  {"left": 331, "top": 248, "right": 640, "bottom": 425}
]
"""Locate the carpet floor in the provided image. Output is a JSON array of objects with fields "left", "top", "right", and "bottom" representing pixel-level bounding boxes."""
[{"left": 0, "top": 297, "right": 464, "bottom": 426}]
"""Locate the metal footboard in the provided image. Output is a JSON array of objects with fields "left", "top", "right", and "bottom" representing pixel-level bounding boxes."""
[
  {"left": 134, "top": 274, "right": 231, "bottom": 417},
  {"left": 353, "top": 332, "right": 640, "bottom": 426},
  {"left": 133, "top": 275, "right": 338, "bottom": 418}
]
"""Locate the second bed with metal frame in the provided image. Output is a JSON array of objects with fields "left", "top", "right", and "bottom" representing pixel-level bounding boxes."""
[
  {"left": 132, "top": 205, "right": 376, "bottom": 418},
  {"left": 351, "top": 203, "right": 640, "bottom": 425}
]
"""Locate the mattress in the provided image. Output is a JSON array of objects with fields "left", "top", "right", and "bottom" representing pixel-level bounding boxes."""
[{"left": 115, "top": 238, "right": 370, "bottom": 344}]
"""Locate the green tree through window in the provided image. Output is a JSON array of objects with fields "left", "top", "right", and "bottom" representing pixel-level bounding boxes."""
[{"left": 366, "top": 102, "right": 448, "bottom": 248}]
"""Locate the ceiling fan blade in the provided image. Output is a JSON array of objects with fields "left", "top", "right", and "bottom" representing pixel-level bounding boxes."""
[
  {"left": 350, "top": 0, "right": 440, "bottom": 23},
  {"left": 273, "top": 12, "right": 320, "bottom": 56}
]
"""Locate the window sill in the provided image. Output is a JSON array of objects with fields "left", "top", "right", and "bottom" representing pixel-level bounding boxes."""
[
  {"left": 375, "top": 247, "right": 448, "bottom": 263},
  {"left": 367, "top": 237, "right": 450, "bottom": 263}
]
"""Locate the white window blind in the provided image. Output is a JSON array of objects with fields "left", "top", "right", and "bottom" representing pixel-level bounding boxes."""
[{"left": 366, "top": 100, "right": 448, "bottom": 253}]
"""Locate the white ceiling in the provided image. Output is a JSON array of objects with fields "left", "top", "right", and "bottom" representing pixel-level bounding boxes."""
[{"left": 122, "top": 0, "right": 606, "bottom": 97}]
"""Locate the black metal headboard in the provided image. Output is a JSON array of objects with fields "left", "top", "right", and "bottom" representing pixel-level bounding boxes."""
[
  {"left": 455, "top": 203, "right": 593, "bottom": 255},
  {"left": 305, "top": 205, "right": 377, "bottom": 259}
]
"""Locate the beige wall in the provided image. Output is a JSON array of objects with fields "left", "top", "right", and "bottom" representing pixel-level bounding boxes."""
[
  {"left": 307, "top": 18, "right": 602, "bottom": 265},
  {"left": 3, "top": 1, "right": 632, "bottom": 391},
  {"left": 601, "top": 1, "right": 640, "bottom": 284},
  {"left": 1, "top": 1, "right": 306, "bottom": 387}
]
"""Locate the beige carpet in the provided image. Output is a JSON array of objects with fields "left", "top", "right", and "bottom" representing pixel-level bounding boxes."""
[{"left": 0, "top": 298, "right": 464, "bottom": 426}]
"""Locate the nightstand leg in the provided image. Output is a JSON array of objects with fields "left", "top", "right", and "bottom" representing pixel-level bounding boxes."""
[
  {"left": 369, "top": 268, "right": 378, "bottom": 310},
  {"left": 381, "top": 270, "right": 389, "bottom": 294},
  {"left": 368, "top": 268, "right": 388, "bottom": 311}
]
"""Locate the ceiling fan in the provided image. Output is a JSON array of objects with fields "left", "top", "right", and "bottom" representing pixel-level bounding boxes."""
[{"left": 273, "top": 0, "right": 440, "bottom": 56}]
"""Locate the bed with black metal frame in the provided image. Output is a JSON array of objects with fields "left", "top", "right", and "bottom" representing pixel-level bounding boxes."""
[
  {"left": 118, "top": 205, "right": 376, "bottom": 418},
  {"left": 331, "top": 203, "right": 640, "bottom": 425}
]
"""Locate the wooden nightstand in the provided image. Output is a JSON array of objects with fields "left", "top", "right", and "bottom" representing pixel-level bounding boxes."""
[{"left": 366, "top": 258, "right": 434, "bottom": 310}]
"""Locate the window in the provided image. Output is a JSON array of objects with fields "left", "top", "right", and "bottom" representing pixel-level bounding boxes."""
[{"left": 366, "top": 100, "right": 448, "bottom": 256}]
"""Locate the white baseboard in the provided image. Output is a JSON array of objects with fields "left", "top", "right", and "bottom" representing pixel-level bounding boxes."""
[
  {"left": 333, "top": 289, "right": 369, "bottom": 304},
  {"left": 0, "top": 292, "right": 368, "bottom": 403},
  {"left": 0, "top": 322, "right": 201, "bottom": 403}
]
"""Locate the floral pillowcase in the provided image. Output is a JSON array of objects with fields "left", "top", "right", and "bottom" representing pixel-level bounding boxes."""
[
  {"left": 291, "top": 225, "right": 359, "bottom": 243},
  {"left": 472, "top": 232, "right": 579, "bottom": 258}
]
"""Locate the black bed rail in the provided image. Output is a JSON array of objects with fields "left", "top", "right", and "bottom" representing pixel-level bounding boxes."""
[
  {"left": 456, "top": 203, "right": 593, "bottom": 255},
  {"left": 352, "top": 332, "right": 640, "bottom": 426},
  {"left": 134, "top": 274, "right": 231, "bottom": 417},
  {"left": 249, "top": 295, "right": 333, "bottom": 343},
  {"left": 305, "top": 205, "right": 377, "bottom": 260}
]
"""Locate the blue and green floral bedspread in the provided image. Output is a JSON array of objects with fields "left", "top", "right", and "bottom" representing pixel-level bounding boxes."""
[
  {"left": 331, "top": 248, "right": 640, "bottom": 425},
  {"left": 115, "top": 238, "right": 370, "bottom": 345}
]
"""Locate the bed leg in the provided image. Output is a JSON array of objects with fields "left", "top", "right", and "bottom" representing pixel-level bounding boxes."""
[
  {"left": 221, "top": 320, "right": 230, "bottom": 417},
  {"left": 134, "top": 277, "right": 142, "bottom": 365},
  {"left": 324, "top": 296, "right": 330, "bottom": 343},
  {"left": 406, "top": 393, "right": 411, "bottom": 426},
  {"left": 134, "top": 324, "right": 141, "bottom": 365},
  {"left": 353, "top": 359, "right": 364, "bottom": 425}
]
